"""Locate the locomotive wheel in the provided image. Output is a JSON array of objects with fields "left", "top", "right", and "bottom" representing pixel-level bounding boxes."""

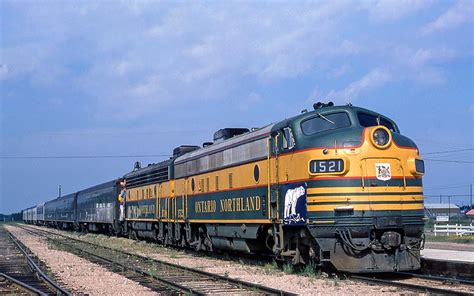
[
  {"left": 194, "top": 236, "right": 202, "bottom": 251},
  {"left": 128, "top": 228, "right": 137, "bottom": 240},
  {"left": 108, "top": 225, "right": 114, "bottom": 236},
  {"left": 180, "top": 236, "right": 187, "bottom": 248}
]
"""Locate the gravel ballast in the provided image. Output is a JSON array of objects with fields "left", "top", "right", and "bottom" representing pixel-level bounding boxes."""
[
  {"left": 5, "top": 225, "right": 158, "bottom": 295},
  {"left": 15, "top": 225, "right": 420, "bottom": 295}
]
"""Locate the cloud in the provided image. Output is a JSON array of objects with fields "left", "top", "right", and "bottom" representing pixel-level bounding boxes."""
[
  {"left": 0, "top": 64, "right": 9, "bottom": 80},
  {"left": 128, "top": 75, "right": 162, "bottom": 99},
  {"left": 65, "top": 2, "right": 361, "bottom": 117},
  {"left": 366, "top": 0, "right": 431, "bottom": 22},
  {"left": 330, "top": 64, "right": 353, "bottom": 78},
  {"left": 236, "top": 92, "right": 263, "bottom": 111},
  {"left": 1, "top": 44, "right": 55, "bottom": 82},
  {"left": 326, "top": 68, "right": 391, "bottom": 102},
  {"left": 306, "top": 86, "right": 324, "bottom": 106},
  {"left": 422, "top": 0, "right": 474, "bottom": 34},
  {"left": 411, "top": 48, "right": 457, "bottom": 66},
  {"left": 2, "top": 1, "right": 471, "bottom": 119}
]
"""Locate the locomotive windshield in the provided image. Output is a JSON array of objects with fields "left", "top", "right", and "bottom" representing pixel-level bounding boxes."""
[
  {"left": 357, "top": 112, "right": 398, "bottom": 132},
  {"left": 301, "top": 112, "right": 351, "bottom": 135}
]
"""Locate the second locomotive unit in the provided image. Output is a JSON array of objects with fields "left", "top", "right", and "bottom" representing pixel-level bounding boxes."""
[{"left": 24, "top": 103, "right": 425, "bottom": 273}]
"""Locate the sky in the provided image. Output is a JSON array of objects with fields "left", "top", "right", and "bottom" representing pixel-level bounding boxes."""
[{"left": 1, "top": 0, "right": 473, "bottom": 214}]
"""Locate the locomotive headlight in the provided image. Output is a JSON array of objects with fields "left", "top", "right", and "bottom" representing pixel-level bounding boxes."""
[
  {"left": 408, "top": 157, "right": 425, "bottom": 176},
  {"left": 370, "top": 127, "right": 391, "bottom": 149}
]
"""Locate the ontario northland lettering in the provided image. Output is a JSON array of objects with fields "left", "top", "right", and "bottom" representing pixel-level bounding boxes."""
[
  {"left": 195, "top": 196, "right": 261, "bottom": 213},
  {"left": 128, "top": 204, "right": 155, "bottom": 218}
]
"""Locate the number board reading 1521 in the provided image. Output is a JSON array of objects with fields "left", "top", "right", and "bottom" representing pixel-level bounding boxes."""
[{"left": 310, "top": 159, "right": 344, "bottom": 174}]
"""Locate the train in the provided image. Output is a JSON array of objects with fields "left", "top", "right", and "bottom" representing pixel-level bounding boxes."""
[{"left": 23, "top": 103, "right": 426, "bottom": 273}]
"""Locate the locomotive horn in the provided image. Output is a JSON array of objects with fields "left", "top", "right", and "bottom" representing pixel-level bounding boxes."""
[{"left": 313, "top": 102, "right": 323, "bottom": 110}]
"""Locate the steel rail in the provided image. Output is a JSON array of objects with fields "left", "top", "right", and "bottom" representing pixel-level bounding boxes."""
[
  {"left": 0, "top": 272, "right": 47, "bottom": 296},
  {"left": 351, "top": 275, "right": 474, "bottom": 296},
  {"left": 20, "top": 225, "right": 293, "bottom": 295},
  {"left": 396, "top": 271, "right": 474, "bottom": 286},
  {"left": 21, "top": 224, "right": 474, "bottom": 295},
  {"left": 17, "top": 226, "right": 190, "bottom": 295},
  {"left": 59, "top": 243, "right": 196, "bottom": 295},
  {"left": 6, "top": 230, "right": 72, "bottom": 296}
]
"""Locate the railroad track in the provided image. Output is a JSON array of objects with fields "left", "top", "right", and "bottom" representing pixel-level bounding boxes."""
[
  {"left": 351, "top": 272, "right": 474, "bottom": 296},
  {"left": 0, "top": 225, "right": 71, "bottom": 295},
  {"left": 17, "top": 224, "right": 294, "bottom": 295},
  {"left": 22, "top": 223, "right": 474, "bottom": 295},
  {"left": 397, "top": 271, "right": 474, "bottom": 286}
]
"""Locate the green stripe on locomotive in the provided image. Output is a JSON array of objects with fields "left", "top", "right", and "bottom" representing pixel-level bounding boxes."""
[
  {"left": 126, "top": 199, "right": 157, "bottom": 220},
  {"left": 307, "top": 209, "right": 425, "bottom": 220},
  {"left": 187, "top": 187, "right": 268, "bottom": 221}
]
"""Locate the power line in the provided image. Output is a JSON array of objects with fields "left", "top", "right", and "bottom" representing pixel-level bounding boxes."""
[
  {"left": 423, "top": 148, "right": 474, "bottom": 155},
  {"left": 1, "top": 154, "right": 171, "bottom": 159},
  {"left": 414, "top": 138, "right": 472, "bottom": 150},
  {"left": 424, "top": 183, "right": 473, "bottom": 191},
  {"left": 424, "top": 194, "right": 473, "bottom": 197},
  {"left": 423, "top": 158, "right": 474, "bottom": 164}
]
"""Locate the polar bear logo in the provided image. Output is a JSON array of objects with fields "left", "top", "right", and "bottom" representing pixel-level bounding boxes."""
[{"left": 284, "top": 186, "right": 306, "bottom": 220}]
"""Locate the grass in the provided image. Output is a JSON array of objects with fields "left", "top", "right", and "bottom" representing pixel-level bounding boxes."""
[
  {"left": 300, "top": 261, "right": 320, "bottom": 278},
  {"left": 425, "top": 234, "right": 474, "bottom": 244},
  {"left": 262, "top": 260, "right": 279, "bottom": 275},
  {"left": 76, "top": 231, "right": 178, "bottom": 258},
  {"left": 282, "top": 262, "right": 294, "bottom": 274}
]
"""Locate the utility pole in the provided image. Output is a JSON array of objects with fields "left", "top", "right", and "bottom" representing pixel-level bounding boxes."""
[
  {"left": 439, "top": 194, "right": 442, "bottom": 203},
  {"left": 470, "top": 183, "right": 473, "bottom": 210},
  {"left": 59, "top": 185, "right": 62, "bottom": 198},
  {"left": 448, "top": 195, "right": 451, "bottom": 219}
]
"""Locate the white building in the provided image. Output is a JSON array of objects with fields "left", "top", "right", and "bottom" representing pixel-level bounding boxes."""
[{"left": 425, "top": 203, "right": 460, "bottom": 218}]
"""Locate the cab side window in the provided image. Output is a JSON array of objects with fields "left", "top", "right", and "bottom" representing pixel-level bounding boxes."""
[{"left": 280, "top": 127, "right": 295, "bottom": 151}]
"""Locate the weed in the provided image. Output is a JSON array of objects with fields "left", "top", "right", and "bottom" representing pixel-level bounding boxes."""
[
  {"left": 283, "top": 262, "right": 294, "bottom": 274},
  {"left": 271, "top": 260, "right": 278, "bottom": 269},
  {"left": 301, "top": 262, "right": 320, "bottom": 278},
  {"left": 426, "top": 234, "right": 474, "bottom": 244},
  {"left": 262, "top": 260, "right": 279, "bottom": 275}
]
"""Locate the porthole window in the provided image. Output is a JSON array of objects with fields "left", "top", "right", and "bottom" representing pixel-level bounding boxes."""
[
  {"left": 191, "top": 178, "right": 195, "bottom": 192},
  {"left": 254, "top": 165, "right": 260, "bottom": 183}
]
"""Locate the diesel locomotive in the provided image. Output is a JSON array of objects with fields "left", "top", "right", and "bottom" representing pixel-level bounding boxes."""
[{"left": 23, "top": 103, "right": 425, "bottom": 273}]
